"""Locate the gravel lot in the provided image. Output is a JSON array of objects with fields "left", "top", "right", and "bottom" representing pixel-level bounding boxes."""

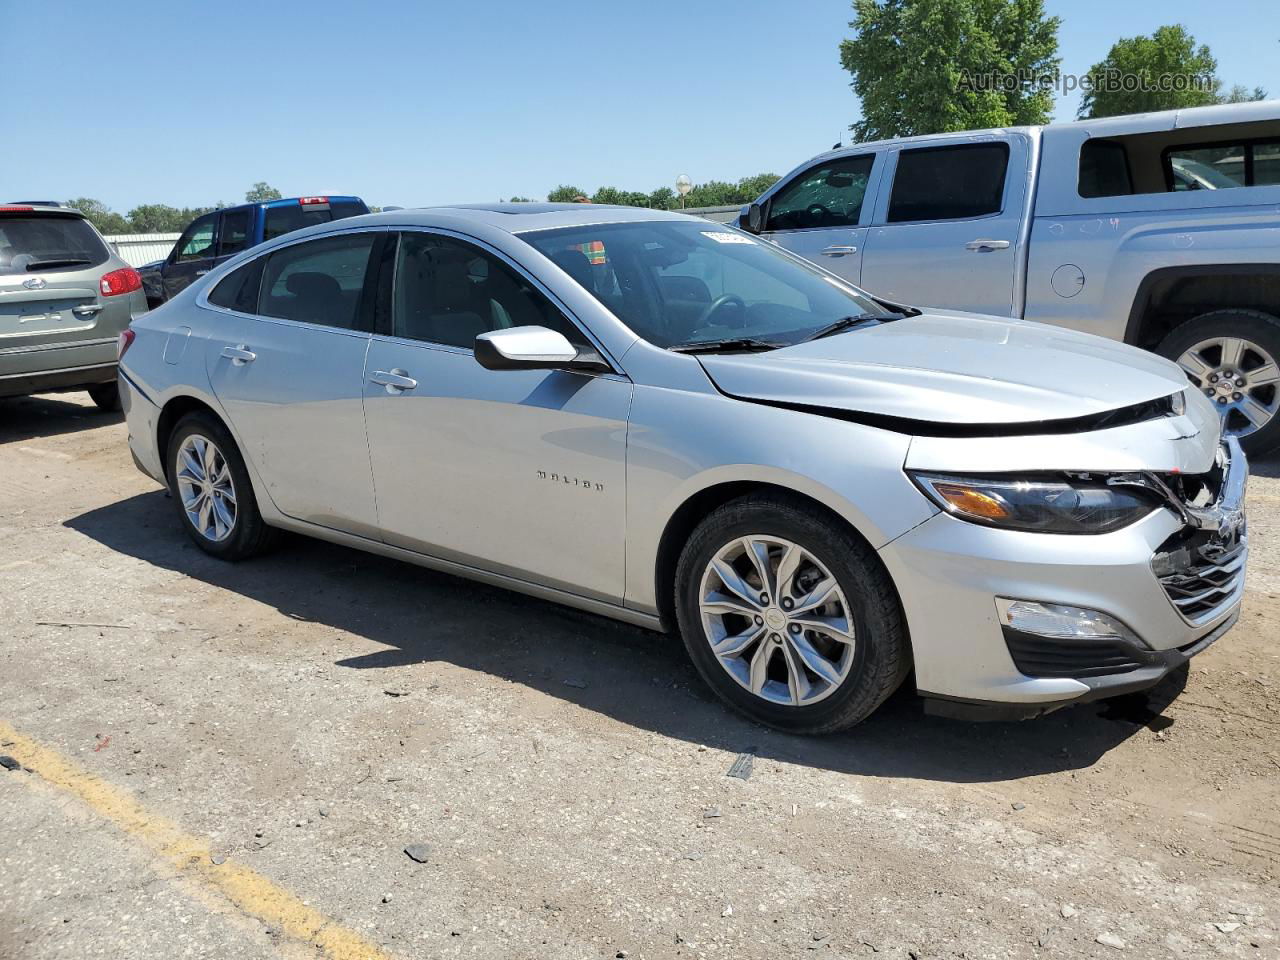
[{"left": 2, "top": 391, "right": 1278, "bottom": 960}]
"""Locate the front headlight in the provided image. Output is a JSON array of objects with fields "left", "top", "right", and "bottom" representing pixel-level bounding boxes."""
[{"left": 910, "top": 473, "right": 1157, "bottom": 534}]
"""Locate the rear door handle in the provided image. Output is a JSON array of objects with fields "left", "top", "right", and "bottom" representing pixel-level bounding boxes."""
[
  {"left": 965, "top": 239, "right": 1010, "bottom": 251},
  {"left": 196, "top": 269, "right": 211, "bottom": 276},
  {"left": 820, "top": 245, "right": 858, "bottom": 256},
  {"left": 370, "top": 369, "right": 418, "bottom": 393},
  {"left": 221, "top": 344, "right": 256, "bottom": 365}
]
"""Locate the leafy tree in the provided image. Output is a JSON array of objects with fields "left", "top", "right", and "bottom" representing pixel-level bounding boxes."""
[
  {"left": 1221, "top": 84, "right": 1267, "bottom": 104},
  {"left": 126, "top": 204, "right": 193, "bottom": 233},
  {"left": 1078, "top": 25, "right": 1220, "bottom": 118},
  {"left": 647, "top": 187, "right": 676, "bottom": 210},
  {"left": 505, "top": 196, "right": 534, "bottom": 203},
  {"left": 840, "top": 0, "right": 1060, "bottom": 140},
  {"left": 245, "top": 181, "right": 283, "bottom": 203},
  {"left": 64, "top": 197, "right": 130, "bottom": 235},
  {"left": 736, "top": 173, "right": 781, "bottom": 199},
  {"left": 547, "top": 185, "right": 587, "bottom": 202}
]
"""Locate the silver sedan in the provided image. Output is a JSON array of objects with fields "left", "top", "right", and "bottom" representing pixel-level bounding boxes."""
[{"left": 117, "top": 204, "right": 1247, "bottom": 731}]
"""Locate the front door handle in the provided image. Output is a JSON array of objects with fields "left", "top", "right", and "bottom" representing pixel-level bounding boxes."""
[
  {"left": 370, "top": 369, "right": 418, "bottom": 394},
  {"left": 221, "top": 344, "right": 256, "bottom": 365},
  {"left": 965, "top": 239, "right": 1010, "bottom": 252},
  {"left": 196, "top": 269, "right": 211, "bottom": 276},
  {"left": 820, "top": 245, "right": 858, "bottom": 257}
]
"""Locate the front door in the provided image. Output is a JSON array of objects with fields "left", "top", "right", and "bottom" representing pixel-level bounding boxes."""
[
  {"left": 205, "top": 230, "right": 382, "bottom": 538},
  {"left": 760, "top": 153, "right": 877, "bottom": 285},
  {"left": 164, "top": 212, "right": 219, "bottom": 301},
  {"left": 859, "top": 138, "right": 1025, "bottom": 316},
  {"left": 362, "top": 230, "right": 631, "bottom": 601}
]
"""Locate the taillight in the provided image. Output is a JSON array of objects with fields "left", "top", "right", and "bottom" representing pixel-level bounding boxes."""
[
  {"left": 299, "top": 196, "right": 329, "bottom": 205},
  {"left": 0, "top": 205, "right": 34, "bottom": 212},
  {"left": 117, "top": 328, "right": 136, "bottom": 359},
  {"left": 100, "top": 267, "right": 142, "bottom": 297}
]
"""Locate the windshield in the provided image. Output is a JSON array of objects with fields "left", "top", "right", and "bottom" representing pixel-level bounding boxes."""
[
  {"left": 0, "top": 215, "right": 110, "bottom": 275},
  {"left": 520, "top": 220, "right": 894, "bottom": 349}
]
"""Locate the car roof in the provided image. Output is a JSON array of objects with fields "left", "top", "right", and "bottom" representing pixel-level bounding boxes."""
[
  {"left": 338, "top": 202, "right": 697, "bottom": 235},
  {"left": 0, "top": 203, "right": 86, "bottom": 218}
]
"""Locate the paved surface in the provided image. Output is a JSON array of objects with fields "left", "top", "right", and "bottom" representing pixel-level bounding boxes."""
[{"left": 1, "top": 392, "right": 1278, "bottom": 959}]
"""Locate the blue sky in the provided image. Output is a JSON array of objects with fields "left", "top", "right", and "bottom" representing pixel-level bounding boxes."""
[{"left": 4, "top": 0, "right": 1276, "bottom": 211}]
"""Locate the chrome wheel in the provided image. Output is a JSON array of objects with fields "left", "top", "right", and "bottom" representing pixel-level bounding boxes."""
[
  {"left": 1177, "top": 336, "right": 1279, "bottom": 439},
  {"left": 698, "top": 536, "right": 855, "bottom": 707},
  {"left": 175, "top": 434, "right": 237, "bottom": 542}
]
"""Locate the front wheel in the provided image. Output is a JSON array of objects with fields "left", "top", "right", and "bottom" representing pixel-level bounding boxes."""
[
  {"left": 1159, "top": 309, "right": 1280, "bottom": 457},
  {"left": 674, "top": 494, "right": 910, "bottom": 733}
]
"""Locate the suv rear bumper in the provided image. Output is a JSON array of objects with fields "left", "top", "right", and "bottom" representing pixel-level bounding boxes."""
[{"left": 0, "top": 360, "right": 117, "bottom": 399}]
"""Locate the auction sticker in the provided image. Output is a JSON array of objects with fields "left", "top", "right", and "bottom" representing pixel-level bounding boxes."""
[{"left": 701, "top": 231, "right": 755, "bottom": 244}]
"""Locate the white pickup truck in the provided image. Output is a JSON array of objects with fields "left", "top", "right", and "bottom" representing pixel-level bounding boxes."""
[{"left": 740, "top": 100, "right": 1280, "bottom": 454}]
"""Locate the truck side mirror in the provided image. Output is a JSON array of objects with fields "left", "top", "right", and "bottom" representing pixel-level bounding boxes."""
[{"left": 742, "top": 203, "right": 765, "bottom": 234}]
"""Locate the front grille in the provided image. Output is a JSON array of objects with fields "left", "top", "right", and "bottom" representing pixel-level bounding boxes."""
[
  {"left": 1155, "top": 537, "right": 1247, "bottom": 623},
  {"left": 1003, "top": 629, "right": 1146, "bottom": 679}
]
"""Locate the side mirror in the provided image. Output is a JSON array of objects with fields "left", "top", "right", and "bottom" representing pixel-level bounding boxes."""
[
  {"left": 742, "top": 202, "right": 765, "bottom": 234},
  {"left": 474, "top": 325, "right": 609, "bottom": 373}
]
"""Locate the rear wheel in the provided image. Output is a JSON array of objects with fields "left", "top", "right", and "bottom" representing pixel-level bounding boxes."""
[
  {"left": 1159, "top": 309, "right": 1280, "bottom": 457},
  {"left": 166, "top": 412, "right": 275, "bottom": 560},
  {"left": 674, "top": 493, "right": 910, "bottom": 733},
  {"left": 87, "top": 382, "right": 121, "bottom": 412}
]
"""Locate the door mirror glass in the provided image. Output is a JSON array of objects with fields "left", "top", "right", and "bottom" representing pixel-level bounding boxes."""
[{"left": 474, "top": 325, "right": 598, "bottom": 371}]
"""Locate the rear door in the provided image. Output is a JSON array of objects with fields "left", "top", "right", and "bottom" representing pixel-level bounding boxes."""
[
  {"left": 205, "top": 230, "right": 384, "bottom": 538},
  {"left": 212, "top": 207, "right": 253, "bottom": 269},
  {"left": 759, "top": 154, "right": 878, "bottom": 285},
  {"left": 163, "top": 212, "right": 219, "bottom": 301},
  {"left": 860, "top": 137, "right": 1026, "bottom": 315},
  {"left": 0, "top": 212, "right": 117, "bottom": 377}
]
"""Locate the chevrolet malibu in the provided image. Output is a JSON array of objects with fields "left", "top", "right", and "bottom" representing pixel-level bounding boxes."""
[{"left": 117, "top": 205, "right": 1247, "bottom": 732}]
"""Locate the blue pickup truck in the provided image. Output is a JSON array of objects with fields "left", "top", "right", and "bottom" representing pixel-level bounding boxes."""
[{"left": 139, "top": 196, "right": 369, "bottom": 308}]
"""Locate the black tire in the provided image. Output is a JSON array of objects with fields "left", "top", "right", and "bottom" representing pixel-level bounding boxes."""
[
  {"left": 165, "top": 411, "right": 276, "bottom": 560},
  {"left": 674, "top": 493, "right": 910, "bottom": 734},
  {"left": 87, "top": 382, "right": 121, "bottom": 412},
  {"left": 1157, "top": 308, "right": 1280, "bottom": 458}
]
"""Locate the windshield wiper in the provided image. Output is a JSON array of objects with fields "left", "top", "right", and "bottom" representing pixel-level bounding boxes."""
[
  {"left": 802, "top": 312, "right": 903, "bottom": 342},
  {"left": 26, "top": 258, "right": 92, "bottom": 270},
  {"left": 669, "top": 337, "right": 784, "bottom": 354}
]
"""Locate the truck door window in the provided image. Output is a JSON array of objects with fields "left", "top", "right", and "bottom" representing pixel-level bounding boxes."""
[
  {"left": 217, "top": 209, "right": 252, "bottom": 256},
  {"left": 887, "top": 143, "right": 1009, "bottom": 223},
  {"left": 174, "top": 214, "right": 217, "bottom": 262},
  {"left": 766, "top": 155, "right": 874, "bottom": 231}
]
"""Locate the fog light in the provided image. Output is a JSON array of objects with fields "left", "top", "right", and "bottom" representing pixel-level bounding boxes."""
[{"left": 995, "top": 599, "right": 1142, "bottom": 645}]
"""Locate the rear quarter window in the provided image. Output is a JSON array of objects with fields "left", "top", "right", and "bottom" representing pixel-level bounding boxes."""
[{"left": 0, "top": 215, "right": 110, "bottom": 275}]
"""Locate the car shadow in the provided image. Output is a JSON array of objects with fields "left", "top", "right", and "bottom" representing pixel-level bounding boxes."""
[
  {"left": 67, "top": 490, "right": 1192, "bottom": 785},
  {"left": 0, "top": 393, "right": 120, "bottom": 442}
]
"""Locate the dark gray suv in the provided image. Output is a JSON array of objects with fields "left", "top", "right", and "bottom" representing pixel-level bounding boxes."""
[{"left": 0, "top": 204, "right": 146, "bottom": 410}]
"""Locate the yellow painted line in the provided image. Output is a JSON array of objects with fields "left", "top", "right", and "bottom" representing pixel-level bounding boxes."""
[{"left": 0, "top": 720, "right": 393, "bottom": 960}]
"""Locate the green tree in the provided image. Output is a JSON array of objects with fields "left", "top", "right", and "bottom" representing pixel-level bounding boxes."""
[
  {"left": 1078, "top": 25, "right": 1220, "bottom": 119},
  {"left": 647, "top": 187, "right": 676, "bottom": 210},
  {"left": 65, "top": 197, "right": 130, "bottom": 235},
  {"left": 736, "top": 173, "right": 780, "bottom": 199},
  {"left": 840, "top": 0, "right": 1060, "bottom": 140},
  {"left": 547, "top": 185, "right": 587, "bottom": 202},
  {"left": 126, "top": 204, "right": 191, "bottom": 233},
  {"left": 245, "top": 181, "right": 283, "bottom": 203},
  {"left": 1221, "top": 84, "right": 1267, "bottom": 104}
]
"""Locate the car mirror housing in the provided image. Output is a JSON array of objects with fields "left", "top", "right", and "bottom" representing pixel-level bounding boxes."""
[
  {"left": 474, "top": 325, "right": 609, "bottom": 373},
  {"left": 742, "top": 202, "right": 765, "bottom": 234}
]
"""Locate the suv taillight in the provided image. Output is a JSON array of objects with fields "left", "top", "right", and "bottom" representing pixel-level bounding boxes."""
[
  {"left": 100, "top": 267, "right": 142, "bottom": 297},
  {"left": 117, "top": 328, "right": 135, "bottom": 359}
]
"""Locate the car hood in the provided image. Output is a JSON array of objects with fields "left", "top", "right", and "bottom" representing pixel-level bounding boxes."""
[{"left": 698, "top": 311, "right": 1190, "bottom": 429}]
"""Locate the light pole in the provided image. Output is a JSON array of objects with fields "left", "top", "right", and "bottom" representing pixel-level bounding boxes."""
[{"left": 676, "top": 174, "right": 692, "bottom": 210}]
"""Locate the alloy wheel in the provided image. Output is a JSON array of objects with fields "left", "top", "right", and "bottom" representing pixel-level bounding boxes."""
[
  {"left": 1177, "top": 336, "right": 1280, "bottom": 440},
  {"left": 698, "top": 536, "right": 855, "bottom": 707},
  {"left": 175, "top": 434, "right": 237, "bottom": 542}
]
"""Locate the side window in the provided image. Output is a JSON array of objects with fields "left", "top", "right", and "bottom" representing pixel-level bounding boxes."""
[
  {"left": 1165, "top": 141, "right": 1279, "bottom": 190},
  {"left": 258, "top": 233, "right": 376, "bottom": 330},
  {"left": 887, "top": 143, "right": 1009, "bottom": 223},
  {"left": 1079, "top": 140, "right": 1134, "bottom": 198},
  {"left": 174, "top": 214, "right": 217, "bottom": 262},
  {"left": 217, "top": 209, "right": 252, "bottom": 257},
  {"left": 207, "top": 257, "right": 265, "bottom": 312},
  {"left": 766, "top": 155, "right": 874, "bottom": 231},
  {"left": 392, "top": 232, "right": 583, "bottom": 349}
]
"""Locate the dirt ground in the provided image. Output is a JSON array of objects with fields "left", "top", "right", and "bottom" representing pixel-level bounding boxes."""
[{"left": 1, "top": 391, "right": 1277, "bottom": 960}]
